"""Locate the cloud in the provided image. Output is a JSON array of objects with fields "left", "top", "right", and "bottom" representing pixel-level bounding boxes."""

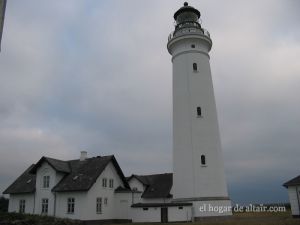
[{"left": 0, "top": 0, "right": 299, "bottom": 204}]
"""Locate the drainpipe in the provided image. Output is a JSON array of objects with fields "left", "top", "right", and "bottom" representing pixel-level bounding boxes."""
[
  {"left": 53, "top": 192, "right": 57, "bottom": 217},
  {"left": 33, "top": 192, "right": 36, "bottom": 214}
]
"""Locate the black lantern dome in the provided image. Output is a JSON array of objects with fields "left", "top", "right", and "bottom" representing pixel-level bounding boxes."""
[{"left": 174, "top": 2, "right": 200, "bottom": 25}]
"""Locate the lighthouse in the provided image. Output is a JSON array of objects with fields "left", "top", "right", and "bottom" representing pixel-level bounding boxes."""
[{"left": 167, "top": 3, "right": 232, "bottom": 218}]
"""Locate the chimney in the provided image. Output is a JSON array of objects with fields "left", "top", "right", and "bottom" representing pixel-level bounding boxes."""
[{"left": 80, "top": 151, "right": 87, "bottom": 161}]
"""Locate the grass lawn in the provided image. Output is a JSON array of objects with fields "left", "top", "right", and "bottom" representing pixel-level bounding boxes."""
[{"left": 122, "top": 211, "right": 299, "bottom": 225}]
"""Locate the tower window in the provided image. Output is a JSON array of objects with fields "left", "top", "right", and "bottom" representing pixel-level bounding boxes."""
[
  {"left": 191, "top": 44, "right": 195, "bottom": 48},
  {"left": 201, "top": 155, "right": 206, "bottom": 165},
  {"left": 193, "top": 63, "right": 198, "bottom": 71},
  {"left": 197, "top": 107, "right": 202, "bottom": 117}
]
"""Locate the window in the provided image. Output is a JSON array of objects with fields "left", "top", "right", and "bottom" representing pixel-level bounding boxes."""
[
  {"left": 102, "top": 178, "right": 107, "bottom": 188},
  {"left": 96, "top": 198, "right": 102, "bottom": 214},
  {"left": 178, "top": 206, "right": 183, "bottom": 210},
  {"left": 109, "top": 179, "right": 114, "bottom": 188},
  {"left": 143, "top": 208, "right": 149, "bottom": 211},
  {"left": 191, "top": 44, "right": 195, "bottom": 48},
  {"left": 193, "top": 63, "right": 198, "bottom": 71},
  {"left": 67, "top": 198, "right": 75, "bottom": 214},
  {"left": 19, "top": 200, "right": 25, "bottom": 213},
  {"left": 197, "top": 107, "right": 202, "bottom": 117},
  {"left": 201, "top": 155, "right": 206, "bottom": 165},
  {"left": 43, "top": 176, "right": 50, "bottom": 188},
  {"left": 41, "top": 198, "right": 48, "bottom": 214},
  {"left": 104, "top": 197, "right": 108, "bottom": 206}
]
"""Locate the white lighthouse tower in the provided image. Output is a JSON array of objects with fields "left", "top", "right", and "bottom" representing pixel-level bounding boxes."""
[{"left": 167, "top": 3, "right": 232, "bottom": 218}]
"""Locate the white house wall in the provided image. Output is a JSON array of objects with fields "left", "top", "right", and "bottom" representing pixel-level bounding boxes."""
[
  {"left": 131, "top": 207, "right": 160, "bottom": 223},
  {"left": 34, "top": 162, "right": 63, "bottom": 216},
  {"left": 8, "top": 194, "right": 35, "bottom": 214},
  {"left": 55, "top": 192, "right": 87, "bottom": 220},
  {"left": 131, "top": 206, "right": 192, "bottom": 223},
  {"left": 168, "top": 206, "right": 192, "bottom": 222},
  {"left": 114, "top": 193, "right": 132, "bottom": 220},
  {"left": 287, "top": 186, "right": 300, "bottom": 216},
  {"left": 55, "top": 161, "right": 130, "bottom": 221},
  {"left": 128, "top": 178, "right": 145, "bottom": 192}
]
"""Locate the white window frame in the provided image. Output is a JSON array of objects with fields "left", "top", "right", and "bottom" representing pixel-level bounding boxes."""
[
  {"left": 96, "top": 197, "right": 102, "bottom": 214},
  {"left": 102, "top": 178, "right": 107, "bottom": 188},
  {"left": 67, "top": 198, "right": 75, "bottom": 214},
  {"left": 109, "top": 179, "right": 114, "bottom": 188},
  {"left": 19, "top": 199, "right": 25, "bottom": 213},
  {"left": 41, "top": 198, "right": 48, "bottom": 214},
  {"left": 43, "top": 175, "right": 50, "bottom": 188}
]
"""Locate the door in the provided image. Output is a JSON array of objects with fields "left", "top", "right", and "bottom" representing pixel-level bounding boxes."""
[{"left": 161, "top": 207, "right": 168, "bottom": 223}]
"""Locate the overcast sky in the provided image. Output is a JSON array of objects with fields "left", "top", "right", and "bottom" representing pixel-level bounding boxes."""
[{"left": 0, "top": 0, "right": 299, "bottom": 205}]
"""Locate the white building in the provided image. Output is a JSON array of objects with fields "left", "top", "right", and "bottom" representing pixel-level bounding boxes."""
[
  {"left": 283, "top": 176, "right": 300, "bottom": 218},
  {"left": 4, "top": 152, "right": 191, "bottom": 223},
  {"left": 3, "top": 2, "right": 232, "bottom": 223},
  {"left": 167, "top": 2, "right": 231, "bottom": 219}
]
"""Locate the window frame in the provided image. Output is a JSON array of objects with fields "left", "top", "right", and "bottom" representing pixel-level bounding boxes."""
[
  {"left": 41, "top": 198, "right": 49, "bottom": 214},
  {"left": 104, "top": 197, "right": 108, "bottom": 206},
  {"left": 197, "top": 107, "right": 202, "bottom": 117},
  {"left": 201, "top": 155, "right": 206, "bottom": 166},
  {"left": 96, "top": 197, "right": 102, "bottom": 214},
  {"left": 19, "top": 199, "right": 25, "bottom": 213},
  {"left": 193, "top": 63, "right": 198, "bottom": 71},
  {"left": 102, "top": 178, "right": 107, "bottom": 188},
  {"left": 67, "top": 197, "right": 75, "bottom": 214},
  {"left": 109, "top": 179, "right": 114, "bottom": 188},
  {"left": 43, "top": 175, "right": 50, "bottom": 189}
]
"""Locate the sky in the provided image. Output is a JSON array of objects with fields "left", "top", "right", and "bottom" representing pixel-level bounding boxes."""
[{"left": 0, "top": 0, "right": 299, "bottom": 205}]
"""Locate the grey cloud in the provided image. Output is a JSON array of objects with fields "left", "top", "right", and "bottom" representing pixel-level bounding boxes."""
[{"left": 0, "top": 1, "right": 299, "bottom": 204}]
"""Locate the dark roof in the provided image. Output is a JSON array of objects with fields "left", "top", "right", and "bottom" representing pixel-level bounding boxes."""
[
  {"left": 3, "top": 155, "right": 130, "bottom": 194},
  {"left": 283, "top": 175, "right": 300, "bottom": 188},
  {"left": 114, "top": 186, "right": 132, "bottom": 193},
  {"left": 128, "top": 173, "right": 173, "bottom": 199},
  {"left": 131, "top": 202, "right": 192, "bottom": 208},
  {"left": 3, "top": 164, "right": 36, "bottom": 194},
  {"left": 30, "top": 157, "right": 71, "bottom": 174},
  {"left": 174, "top": 2, "right": 200, "bottom": 20},
  {"left": 53, "top": 155, "right": 130, "bottom": 192}
]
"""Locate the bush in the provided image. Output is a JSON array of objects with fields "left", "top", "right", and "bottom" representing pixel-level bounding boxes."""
[{"left": 0, "top": 197, "right": 8, "bottom": 213}]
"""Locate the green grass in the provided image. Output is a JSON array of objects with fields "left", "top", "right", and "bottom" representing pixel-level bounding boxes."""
[
  {"left": 1, "top": 211, "right": 299, "bottom": 225},
  {"left": 117, "top": 211, "right": 299, "bottom": 225},
  {"left": 0, "top": 212, "right": 82, "bottom": 225}
]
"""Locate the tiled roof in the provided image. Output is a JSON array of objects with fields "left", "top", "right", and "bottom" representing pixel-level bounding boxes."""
[
  {"left": 30, "top": 157, "right": 71, "bottom": 174},
  {"left": 129, "top": 173, "right": 173, "bottom": 199},
  {"left": 3, "top": 165, "right": 36, "bottom": 194},
  {"left": 3, "top": 155, "right": 130, "bottom": 194},
  {"left": 283, "top": 175, "right": 300, "bottom": 188}
]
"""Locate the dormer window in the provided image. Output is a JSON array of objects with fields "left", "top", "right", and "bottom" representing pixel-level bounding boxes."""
[{"left": 43, "top": 176, "right": 50, "bottom": 188}]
